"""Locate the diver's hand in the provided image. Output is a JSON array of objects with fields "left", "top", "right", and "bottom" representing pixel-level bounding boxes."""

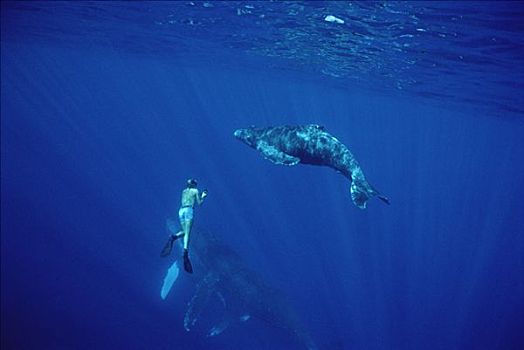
[{"left": 201, "top": 189, "right": 208, "bottom": 199}]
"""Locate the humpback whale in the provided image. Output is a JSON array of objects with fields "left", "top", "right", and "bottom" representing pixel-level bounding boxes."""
[
  {"left": 161, "top": 221, "right": 318, "bottom": 350},
  {"left": 234, "top": 124, "right": 389, "bottom": 208}
]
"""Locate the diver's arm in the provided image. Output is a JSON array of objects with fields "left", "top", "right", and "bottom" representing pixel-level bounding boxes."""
[{"left": 195, "top": 189, "right": 207, "bottom": 205}]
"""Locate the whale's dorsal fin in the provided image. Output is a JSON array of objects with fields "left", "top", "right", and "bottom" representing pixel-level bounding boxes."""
[{"left": 256, "top": 141, "right": 300, "bottom": 166}]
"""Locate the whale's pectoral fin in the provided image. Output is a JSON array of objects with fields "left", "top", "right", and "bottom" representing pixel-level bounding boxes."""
[
  {"left": 160, "top": 260, "right": 180, "bottom": 300},
  {"left": 256, "top": 141, "right": 300, "bottom": 166}
]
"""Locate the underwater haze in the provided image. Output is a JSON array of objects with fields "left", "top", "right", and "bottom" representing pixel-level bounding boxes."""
[{"left": 1, "top": 1, "right": 524, "bottom": 350}]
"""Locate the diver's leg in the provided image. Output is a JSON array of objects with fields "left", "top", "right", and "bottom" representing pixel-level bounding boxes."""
[
  {"left": 182, "top": 220, "right": 193, "bottom": 250},
  {"left": 182, "top": 220, "right": 194, "bottom": 273}
]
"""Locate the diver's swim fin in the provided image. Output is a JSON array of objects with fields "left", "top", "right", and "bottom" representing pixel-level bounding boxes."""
[
  {"left": 183, "top": 249, "right": 193, "bottom": 274},
  {"left": 160, "top": 235, "right": 180, "bottom": 257}
]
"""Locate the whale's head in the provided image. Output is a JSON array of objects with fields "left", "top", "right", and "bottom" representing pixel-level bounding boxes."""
[{"left": 234, "top": 127, "right": 260, "bottom": 148}]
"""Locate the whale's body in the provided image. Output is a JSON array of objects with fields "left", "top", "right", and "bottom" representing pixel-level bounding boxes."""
[
  {"left": 162, "top": 223, "right": 318, "bottom": 350},
  {"left": 234, "top": 124, "right": 389, "bottom": 208}
]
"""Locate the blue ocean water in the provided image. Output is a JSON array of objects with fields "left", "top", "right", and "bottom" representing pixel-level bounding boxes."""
[{"left": 1, "top": 1, "right": 523, "bottom": 350}]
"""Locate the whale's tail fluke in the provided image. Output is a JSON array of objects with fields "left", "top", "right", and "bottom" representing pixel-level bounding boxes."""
[
  {"left": 377, "top": 194, "right": 390, "bottom": 205},
  {"left": 350, "top": 177, "right": 389, "bottom": 209}
]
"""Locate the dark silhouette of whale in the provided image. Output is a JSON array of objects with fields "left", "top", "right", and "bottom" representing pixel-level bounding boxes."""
[
  {"left": 234, "top": 124, "right": 389, "bottom": 208},
  {"left": 162, "top": 221, "right": 318, "bottom": 350}
]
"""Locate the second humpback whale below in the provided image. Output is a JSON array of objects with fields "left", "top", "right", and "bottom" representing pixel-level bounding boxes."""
[{"left": 234, "top": 124, "right": 389, "bottom": 209}]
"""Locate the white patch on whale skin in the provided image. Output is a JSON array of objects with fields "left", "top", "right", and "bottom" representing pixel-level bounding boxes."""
[
  {"left": 296, "top": 130, "right": 311, "bottom": 141},
  {"left": 207, "top": 324, "right": 228, "bottom": 337}
]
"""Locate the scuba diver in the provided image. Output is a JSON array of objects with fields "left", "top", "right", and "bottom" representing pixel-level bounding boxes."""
[{"left": 161, "top": 179, "right": 208, "bottom": 273}]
